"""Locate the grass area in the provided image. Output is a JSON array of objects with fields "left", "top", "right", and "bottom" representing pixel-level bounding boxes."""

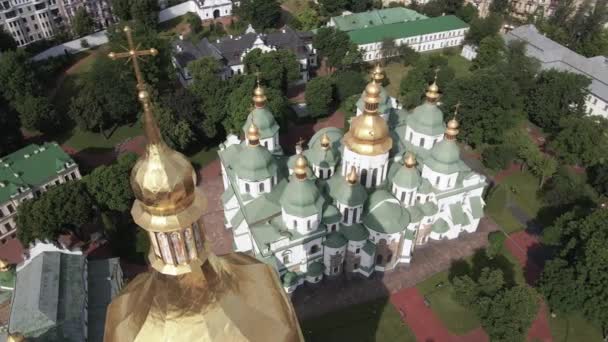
[
  {"left": 501, "top": 171, "right": 542, "bottom": 218},
  {"left": 549, "top": 312, "right": 604, "bottom": 342},
  {"left": 281, "top": 0, "right": 310, "bottom": 14},
  {"left": 384, "top": 62, "right": 411, "bottom": 98},
  {"left": 446, "top": 54, "right": 472, "bottom": 78},
  {"left": 61, "top": 124, "right": 143, "bottom": 150},
  {"left": 486, "top": 206, "right": 525, "bottom": 234},
  {"left": 301, "top": 298, "right": 416, "bottom": 342},
  {"left": 416, "top": 271, "right": 481, "bottom": 335}
]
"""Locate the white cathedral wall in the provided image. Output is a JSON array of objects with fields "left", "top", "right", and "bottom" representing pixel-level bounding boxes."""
[
  {"left": 405, "top": 126, "right": 444, "bottom": 150},
  {"left": 234, "top": 228, "right": 254, "bottom": 252},
  {"left": 399, "top": 239, "right": 413, "bottom": 263},
  {"left": 323, "top": 244, "right": 346, "bottom": 276},
  {"left": 237, "top": 175, "right": 274, "bottom": 198},
  {"left": 347, "top": 240, "right": 366, "bottom": 255},
  {"left": 282, "top": 210, "right": 320, "bottom": 234},
  {"left": 342, "top": 147, "right": 389, "bottom": 187},
  {"left": 392, "top": 184, "right": 418, "bottom": 207},
  {"left": 421, "top": 165, "right": 459, "bottom": 191},
  {"left": 336, "top": 203, "right": 363, "bottom": 225},
  {"left": 245, "top": 134, "right": 279, "bottom": 153},
  {"left": 195, "top": 2, "right": 233, "bottom": 20},
  {"left": 312, "top": 165, "right": 335, "bottom": 180}
]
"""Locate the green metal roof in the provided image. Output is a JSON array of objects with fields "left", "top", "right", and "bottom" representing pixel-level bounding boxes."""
[
  {"left": 340, "top": 223, "right": 369, "bottom": 241},
  {"left": 305, "top": 146, "right": 340, "bottom": 169},
  {"left": 307, "top": 261, "right": 324, "bottom": 277},
  {"left": 280, "top": 176, "right": 322, "bottom": 217},
  {"left": 393, "top": 164, "right": 422, "bottom": 189},
  {"left": 323, "top": 232, "right": 348, "bottom": 248},
  {"left": 425, "top": 140, "right": 463, "bottom": 174},
  {"left": 0, "top": 142, "right": 75, "bottom": 203},
  {"left": 362, "top": 240, "right": 376, "bottom": 256},
  {"left": 404, "top": 229, "right": 416, "bottom": 240},
  {"left": 242, "top": 107, "right": 280, "bottom": 139},
  {"left": 327, "top": 173, "right": 368, "bottom": 207},
  {"left": 282, "top": 271, "right": 298, "bottom": 286},
  {"left": 417, "top": 178, "right": 435, "bottom": 194},
  {"left": 347, "top": 15, "right": 468, "bottom": 45},
  {"left": 322, "top": 204, "right": 341, "bottom": 224},
  {"left": 407, "top": 204, "right": 424, "bottom": 222},
  {"left": 432, "top": 218, "right": 450, "bottom": 234},
  {"left": 420, "top": 201, "right": 438, "bottom": 216},
  {"left": 332, "top": 8, "right": 428, "bottom": 32},
  {"left": 235, "top": 144, "right": 278, "bottom": 181},
  {"left": 407, "top": 102, "right": 446, "bottom": 136},
  {"left": 470, "top": 196, "right": 484, "bottom": 219},
  {"left": 364, "top": 199, "right": 410, "bottom": 234},
  {"left": 308, "top": 127, "right": 344, "bottom": 151},
  {"left": 449, "top": 203, "right": 467, "bottom": 225},
  {"left": 365, "top": 189, "right": 394, "bottom": 211}
]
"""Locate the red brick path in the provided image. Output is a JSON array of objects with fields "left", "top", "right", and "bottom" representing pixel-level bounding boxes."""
[{"left": 390, "top": 287, "right": 488, "bottom": 342}]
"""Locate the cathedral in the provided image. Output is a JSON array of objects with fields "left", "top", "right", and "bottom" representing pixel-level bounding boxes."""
[{"left": 218, "top": 65, "right": 488, "bottom": 293}]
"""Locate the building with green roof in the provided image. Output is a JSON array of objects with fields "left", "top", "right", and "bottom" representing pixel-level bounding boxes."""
[
  {"left": 330, "top": 11, "right": 469, "bottom": 62},
  {"left": 218, "top": 70, "right": 487, "bottom": 294},
  {"left": 8, "top": 242, "right": 122, "bottom": 341},
  {"left": 0, "top": 142, "right": 80, "bottom": 244}
]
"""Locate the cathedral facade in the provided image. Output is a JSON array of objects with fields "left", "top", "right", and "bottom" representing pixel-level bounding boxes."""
[{"left": 218, "top": 66, "right": 487, "bottom": 293}]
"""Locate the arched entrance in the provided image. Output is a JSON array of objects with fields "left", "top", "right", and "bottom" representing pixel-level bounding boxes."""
[{"left": 213, "top": 9, "right": 220, "bottom": 18}]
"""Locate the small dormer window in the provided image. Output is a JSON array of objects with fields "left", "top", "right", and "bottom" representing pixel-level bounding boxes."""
[{"left": 245, "top": 183, "right": 250, "bottom": 193}]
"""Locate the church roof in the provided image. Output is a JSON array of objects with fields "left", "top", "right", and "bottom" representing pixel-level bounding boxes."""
[
  {"left": 407, "top": 102, "right": 446, "bottom": 136},
  {"left": 323, "top": 232, "right": 348, "bottom": 248},
  {"left": 327, "top": 172, "right": 367, "bottom": 207},
  {"left": 340, "top": 223, "right": 369, "bottom": 241},
  {"left": 306, "top": 261, "right": 324, "bottom": 277},
  {"left": 243, "top": 108, "right": 280, "bottom": 140},
  {"left": 393, "top": 163, "right": 422, "bottom": 189},
  {"left": 233, "top": 144, "right": 278, "bottom": 181},
  {"left": 425, "top": 140, "right": 465, "bottom": 174},
  {"left": 331, "top": 8, "right": 428, "bottom": 32},
  {"left": 432, "top": 218, "right": 450, "bottom": 234},
  {"left": 363, "top": 195, "right": 409, "bottom": 234},
  {"left": 280, "top": 175, "right": 323, "bottom": 217},
  {"left": 322, "top": 204, "right": 341, "bottom": 224}
]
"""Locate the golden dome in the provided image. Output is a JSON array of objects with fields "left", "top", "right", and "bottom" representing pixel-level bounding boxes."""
[
  {"left": 372, "top": 64, "right": 384, "bottom": 83},
  {"left": 7, "top": 333, "right": 25, "bottom": 342},
  {"left": 426, "top": 80, "right": 440, "bottom": 102},
  {"left": 252, "top": 84, "right": 267, "bottom": 107},
  {"left": 346, "top": 166, "right": 358, "bottom": 184},
  {"left": 320, "top": 133, "right": 331, "bottom": 149},
  {"left": 446, "top": 117, "right": 460, "bottom": 138},
  {"left": 343, "top": 110, "right": 392, "bottom": 156},
  {"left": 404, "top": 153, "right": 416, "bottom": 168},
  {"left": 294, "top": 155, "right": 308, "bottom": 179},
  {"left": 364, "top": 82, "right": 381, "bottom": 104},
  {"left": 247, "top": 123, "right": 260, "bottom": 144},
  {"left": 0, "top": 258, "right": 11, "bottom": 272}
]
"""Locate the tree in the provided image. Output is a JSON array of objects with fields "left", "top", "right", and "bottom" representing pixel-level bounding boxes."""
[
  {"left": 540, "top": 166, "right": 597, "bottom": 209},
  {"left": 69, "top": 58, "right": 137, "bottom": 134},
  {"left": 0, "top": 28, "right": 17, "bottom": 52},
  {"left": 156, "top": 106, "right": 197, "bottom": 151},
  {"left": 318, "top": 0, "right": 348, "bottom": 16},
  {"left": 305, "top": 76, "right": 334, "bottom": 117},
  {"left": 489, "top": 0, "right": 509, "bottom": 14},
  {"left": 456, "top": 3, "right": 478, "bottom": 23},
  {"left": 549, "top": 116, "right": 608, "bottom": 167},
  {"left": 525, "top": 69, "right": 590, "bottom": 132},
  {"left": 588, "top": 163, "right": 608, "bottom": 198},
  {"left": 313, "top": 27, "right": 361, "bottom": 72},
  {"left": 380, "top": 38, "right": 399, "bottom": 61},
  {"left": 189, "top": 57, "right": 229, "bottom": 138},
  {"left": 486, "top": 231, "right": 506, "bottom": 259},
  {"left": 0, "top": 49, "right": 38, "bottom": 103},
  {"left": 111, "top": 0, "right": 132, "bottom": 20},
  {"left": 293, "top": 7, "right": 321, "bottom": 31},
  {"left": 471, "top": 34, "right": 505, "bottom": 70},
  {"left": 237, "top": 0, "right": 281, "bottom": 30},
  {"left": 16, "top": 182, "right": 96, "bottom": 245},
  {"left": 243, "top": 49, "right": 301, "bottom": 93},
  {"left": 400, "top": 44, "right": 420, "bottom": 66},
  {"left": 498, "top": 40, "right": 539, "bottom": 96},
  {"left": 85, "top": 153, "right": 137, "bottom": 212},
  {"left": 130, "top": 0, "right": 159, "bottom": 29},
  {"left": 481, "top": 144, "right": 516, "bottom": 170},
  {"left": 442, "top": 68, "right": 522, "bottom": 146},
  {"left": 15, "top": 95, "right": 63, "bottom": 133},
  {"left": 0, "top": 106, "right": 23, "bottom": 156},
  {"left": 332, "top": 70, "right": 366, "bottom": 102},
  {"left": 399, "top": 55, "right": 455, "bottom": 109},
  {"left": 185, "top": 12, "right": 203, "bottom": 34},
  {"left": 539, "top": 209, "right": 608, "bottom": 330},
  {"left": 72, "top": 7, "right": 95, "bottom": 37},
  {"left": 529, "top": 153, "right": 557, "bottom": 187},
  {"left": 465, "top": 13, "right": 502, "bottom": 45}
]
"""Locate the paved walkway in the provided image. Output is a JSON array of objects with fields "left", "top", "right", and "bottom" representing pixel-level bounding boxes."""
[{"left": 391, "top": 287, "right": 488, "bottom": 342}]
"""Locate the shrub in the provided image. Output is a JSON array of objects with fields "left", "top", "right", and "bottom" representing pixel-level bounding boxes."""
[
  {"left": 486, "top": 231, "right": 506, "bottom": 258},
  {"left": 80, "top": 39, "right": 90, "bottom": 48},
  {"left": 482, "top": 144, "right": 517, "bottom": 171}
]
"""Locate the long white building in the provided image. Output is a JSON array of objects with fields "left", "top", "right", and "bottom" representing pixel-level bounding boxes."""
[{"left": 218, "top": 66, "right": 487, "bottom": 293}]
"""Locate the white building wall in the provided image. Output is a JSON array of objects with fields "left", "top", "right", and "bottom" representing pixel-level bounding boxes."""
[
  {"left": 405, "top": 126, "right": 444, "bottom": 150},
  {"left": 336, "top": 202, "right": 363, "bottom": 225},
  {"left": 586, "top": 94, "right": 608, "bottom": 119},
  {"left": 237, "top": 175, "right": 274, "bottom": 198},
  {"left": 421, "top": 166, "right": 459, "bottom": 191},
  {"left": 341, "top": 147, "right": 389, "bottom": 188},
  {"left": 282, "top": 210, "right": 319, "bottom": 234},
  {"left": 323, "top": 244, "right": 346, "bottom": 276}
]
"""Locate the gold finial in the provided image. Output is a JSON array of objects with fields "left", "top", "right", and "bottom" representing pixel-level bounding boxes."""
[
  {"left": 247, "top": 122, "right": 260, "bottom": 145},
  {"left": 0, "top": 258, "right": 10, "bottom": 272},
  {"left": 363, "top": 82, "right": 381, "bottom": 113},
  {"left": 294, "top": 155, "right": 308, "bottom": 180},
  {"left": 426, "top": 68, "right": 440, "bottom": 103},
  {"left": 7, "top": 333, "right": 26, "bottom": 342},
  {"left": 108, "top": 25, "right": 161, "bottom": 145},
  {"left": 252, "top": 78, "right": 267, "bottom": 108},
  {"left": 320, "top": 133, "right": 331, "bottom": 150},
  {"left": 372, "top": 64, "right": 384, "bottom": 84},
  {"left": 346, "top": 166, "right": 358, "bottom": 185},
  {"left": 446, "top": 116, "right": 460, "bottom": 139},
  {"left": 404, "top": 153, "right": 416, "bottom": 168}
]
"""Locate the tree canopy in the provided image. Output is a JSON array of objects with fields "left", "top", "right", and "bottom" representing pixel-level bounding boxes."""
[
  {"left": 0, "top": 106, "right": 23, "bottom": 156},
  {"left": 332, "top": 70, "right": 366, "bottom": 102},
  {"left": 471, "top": 34, "right": 505, "bottom": 70},
  {"left": 0, "top": 28, "right": 17, "bottom": 52},
  {"left": 399, "top": 55, "right": 455, "bottom": 109},
  {"left": 72, "top": 7, "right": 95, "bottom": 37},
  {"left": 313, "top": 27, "right": 361, "bottom": 72},
  {"left": 243, "top": 49, "right": 301, "bottom": 93},
  {"left": 237, "top": 0, "right": 282, "bottom": 30},
  {"left": 85, "top": 153, "right": 137, "bottom": 212},
  {"left": 305, "top": 76, "right": 334, "bottom": 117},
  {"left": 465, "top": 13, "right": 502, "bottom": 45},
  {"left": 15, "top": 95, "right": 62, "bottom": 133},
  {"left": 549, "top": 116, "right": 608, "bottom": 167}
]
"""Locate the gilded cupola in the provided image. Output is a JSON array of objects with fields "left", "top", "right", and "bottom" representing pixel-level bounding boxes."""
[{"left": 342, "top": 82, "right": 393, "bottom": 156}]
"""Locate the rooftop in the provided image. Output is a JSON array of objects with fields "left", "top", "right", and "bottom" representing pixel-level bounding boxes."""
[
  {"left": 331, "top": 8, "right": 428, "bottom": 32},
  {"left": 0, "top": 142, "right": 75, "bottom": 203},
  {"left": 504, "top": 24, "right": 608, "bottom": 101},
  {"left": 347, "top": 15, "right": 469, "bottom": 45}
]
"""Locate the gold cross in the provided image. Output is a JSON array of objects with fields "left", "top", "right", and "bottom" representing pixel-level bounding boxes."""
[
  {"left": 433, "top": 67, "right": 440, "bottom": 81},
  {"left": 107, "top": 26, "right": 158, "bottom": 89},
  {"left": 453, "top": 101, "right": 461, "bottom": 116},
  {"left": 296, "top": 137, "right": 305, "bottom": 148}
]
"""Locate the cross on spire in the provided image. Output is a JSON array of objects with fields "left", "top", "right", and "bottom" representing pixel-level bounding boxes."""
[
  {"left": 108, "top": 26, "right": 158, "bottom": 90},
  {"left": 453, "top": 101, "right": 461, "bottom": 117},
  {"left": 433, "top": 67, "right": 440, "bottom": 82}
]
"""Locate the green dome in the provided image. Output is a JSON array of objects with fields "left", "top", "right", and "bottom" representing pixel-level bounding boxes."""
[
  {"left": 305, "top": 146, "right": 340, "bottom": 169},
  {"left": 432, "top": 218, "right": 450, "bottom": 234},
  {"left": 307, "top": 262, "right": 324, "bottom": 277},
  {"left": 364, "top": 195, "right": 410, "bottom": 234},
  {"left": 242, "top": 107, "right": 280, "bottom": 139},
  {"left": 366, "top": 189, "right": 394, "bottom": 210},
  {"left": 420, "top": 201, "right": 438, "bottom": 216},
  {"left": 425, "top": 139, "right": 462, "bottom": 174},
  {"left": 323, "top": 232, "right": 348, "bottom": 248},
  {"left": 280, "top": 177, "right": 321, "bottom": 217},
  {"left": 407, "top": 204, "right": 424, "bottom": 222},
  {"left": 407, "top": 102, "right": 446, "bottom": 136},
  {"left": 235, "top": 145, "right": 278, "bottom": 181},
  {"left": 393, "top": 165, "right": 421, "bottom": 189},
  {"left": 328, "top": 174, "right": 367, "bottom": 207},
  {"left": 322, "top": 204, "right": 341, "bottom": 224},
  {"left": 340, "top": 223, "right": 369, "bottom": 241},
  {"left": 282, "top": 271, "right": 299, "bottom": 286}
]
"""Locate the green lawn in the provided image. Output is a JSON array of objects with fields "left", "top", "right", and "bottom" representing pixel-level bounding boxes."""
[
  {"left": 301, "top": 298, "right": 416, "bottom": 342},
  {"left": 416, "top": 271, "right": 481, "bottom": 335},
  {"left": 501, "top": 171, "right": 542, "bottom": 218},
  {"left": 446, "top": 54, "right": 472, "bottom": 78},
  {"left": 486, "top": 206, "right": 524, "bottom": 234},
  {"left": 384, "top": 62, "right": 411, "bottom": 99},
  {"left": 61, "top": 124, "right": 143, "bottom": 151},
  {"left": 549, "top": 312, "right": 604, "bottom": 342}
]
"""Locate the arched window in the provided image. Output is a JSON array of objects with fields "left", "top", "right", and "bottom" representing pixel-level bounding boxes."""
[
  {"left": 409, "top": 132, "right": 413, "bottom": 141},
  {"left": 259, "top": 182, "right": 264, "bottom": 193},
  {"left": 352, "top": 207, "right": 358, "bottom": 223},
  {"left": 283, "top": 254, "right": 290, "bottom": 265},
  {"left": 307, "top": 220, "right": 311, "bottom": 231},
  {"left": 447, "top": 177, "right": 451, "bottom": 187},
  {"left": 387, "top": 253, "right": 393, "bottom": 263},
  {"left": 435, "top": 176, "right": 440, "bottom": 186},
  {"left": 420, "top": 137, "right": 425, "bottom": 147},
  {"left": 401, "top": 191, "right": 406, "bottom": 202},
  {"left": 245, "top": 183, "right": 250, "bottom": 193},
  {"left": 293, "top": 220, "right": 297, "bottom": 228},
  {"left": 360, "top": 169, "right": 368, "bottom": 186},
  {"left": 371, "top": 168, "right": 378, "bottom": 186},
  {"left": 343, "top": 208, "right": 350, "bottom": 223},
  {"left": 376, "top": 254, "right": 383, "bottom": 265},
  {"left": 331, "top": 224, "right": 337, "bottom": 232},
  {"left": 310, "top": 245, "right": 319, "bottom": 254},
  {"left": 356, "top": 248, "right": 360, "bottom": 254}
]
